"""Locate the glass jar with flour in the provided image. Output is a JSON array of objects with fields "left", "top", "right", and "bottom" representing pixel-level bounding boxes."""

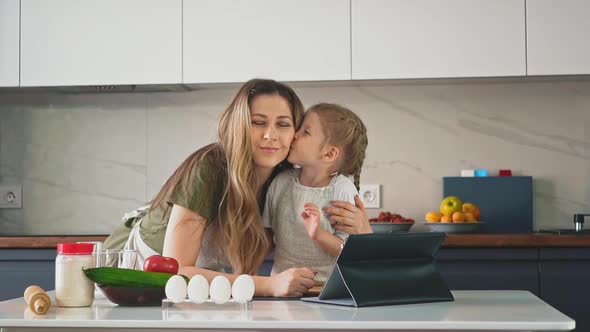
[{"left": 55, "top": 243, "right": 95, "bottom": 307}]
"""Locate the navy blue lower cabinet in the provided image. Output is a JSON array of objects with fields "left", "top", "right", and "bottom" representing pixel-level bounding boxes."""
[
  {"left": 258, "top": 249, "right": 275, "bottom": 276},
  {"left": 435, "top": 248, "right": 540, "bottom": 295},
  {"left": 0, "top": 249, "right": 57, "bottom": 301},
  {"left": 539, "top": 248, "right": 590, "bottom": 332}
]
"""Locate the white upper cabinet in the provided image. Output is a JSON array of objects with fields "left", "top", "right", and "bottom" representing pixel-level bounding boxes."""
[
  {"left": 527, "top": 0, "right": 590, "bottom": 75},
  {"left": 183, "top": 0, "right": 350, "bottom": 83},
  {"left": 20, "top": 0, "right": 182, "bottom": 87},
  {"left": 0, "top": 0, "right": 20, "bottom": 87},
  {"left": 352, "top": 0, "right": 526, "bottom": 79}
]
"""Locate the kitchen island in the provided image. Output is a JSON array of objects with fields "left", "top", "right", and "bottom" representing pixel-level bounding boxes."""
[
  {"left": 0, "top": 290, "right": 574, "bottom": 331},
  {"left": 4, "top": 233, "right": 590, "bottom": 248}
]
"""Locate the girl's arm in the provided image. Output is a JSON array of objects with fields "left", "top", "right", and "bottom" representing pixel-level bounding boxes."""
[
  {"left": 311, "top": 230, "right": 344, "bottom": 257},
  {"left": 302, "top": 203, "right": 343, "bottom": 257},
  {"left": 163, "top": 204, "right": 316, "bottom": 297}
]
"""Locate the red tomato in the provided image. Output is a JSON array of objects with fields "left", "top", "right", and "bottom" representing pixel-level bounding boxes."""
[{"left": 143, "top": 255, "right": 179, "bottom": 274}]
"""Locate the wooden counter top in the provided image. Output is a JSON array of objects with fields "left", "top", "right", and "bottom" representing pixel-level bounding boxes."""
[
  {"left": 2, "top": 233, "right": 590, "bottom": 249},
  {"left": 0, "top": 236, "right": 108, "bottom": 248},
  {"left": 443, "top": 233, "right": 590, "bottom": 247}
]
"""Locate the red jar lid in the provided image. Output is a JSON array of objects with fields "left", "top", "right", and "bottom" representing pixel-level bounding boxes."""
[{"left": 57, "top": 243, "right": 94, "bottom": 255}]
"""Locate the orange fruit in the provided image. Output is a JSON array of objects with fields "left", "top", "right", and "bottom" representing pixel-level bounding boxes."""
[
  {"left": 452, "top": 211, "right": 466, "bottom": 223},
  {"left": 462, "top": 203, "right": 481, "bottom": 221},
  {"left": 473, "top": 207, "right": 480, "bottom": 221},
  {"left": 425, "top": 211, "right": 442, "bottom": 223},
  {"left": 441, "top": 215, "right": 453, "bottom": 223},
  {"left": 464, "top": 212, "right": 477, "bottom": 223}
]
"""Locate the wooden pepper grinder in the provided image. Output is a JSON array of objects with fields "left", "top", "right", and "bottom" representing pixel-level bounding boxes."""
[{"left": 24, "top": 285, "right": 51, "bottom": 315}]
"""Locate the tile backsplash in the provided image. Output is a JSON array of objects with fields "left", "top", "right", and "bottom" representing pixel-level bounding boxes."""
[{"left": 1, "top": 80, "right": 589, "bottom": 235}]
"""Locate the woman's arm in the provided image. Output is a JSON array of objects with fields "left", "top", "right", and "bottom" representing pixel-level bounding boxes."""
[
  {"left": 324, "top": 195, "right": 373, "bottom": 234},
  {"left": 163, "top": 204, "right": 316, "bottom": 297},
  {"left": 162, "top": 204, "right": 221, "bottom": 280}
]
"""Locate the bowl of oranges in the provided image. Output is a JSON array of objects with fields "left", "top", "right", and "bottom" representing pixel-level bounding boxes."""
[
  {"left": 423, "top": 196, "right": 484, "bottom": 233},
  {"left": 370, "top": 212, "right": 415, "bottom": 233}
]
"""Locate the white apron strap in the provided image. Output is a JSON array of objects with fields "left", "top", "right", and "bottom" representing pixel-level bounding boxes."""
[{"left": 123, "top": 220, "right": 158, "bottom": 270}]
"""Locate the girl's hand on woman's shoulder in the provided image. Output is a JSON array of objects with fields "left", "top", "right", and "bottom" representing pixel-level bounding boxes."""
[
  {"left": 269, "top": 267, "right": 316, "bottom": 297},
  {"left": 324, "top": 195, "right": 373, "bottom": 234}
]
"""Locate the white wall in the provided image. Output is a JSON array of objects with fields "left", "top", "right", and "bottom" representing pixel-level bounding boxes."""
[{"left": 0, "top": 80, "right": 589, "bottom": 235}]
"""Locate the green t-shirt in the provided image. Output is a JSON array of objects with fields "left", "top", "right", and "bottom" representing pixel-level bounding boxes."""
[{"left": 103, "top": 144, "right": 227, "bottom": 254}]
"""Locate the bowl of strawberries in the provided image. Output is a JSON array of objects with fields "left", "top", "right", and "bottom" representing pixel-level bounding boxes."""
[{"left": 369, "top": 211, "right": 415, "bottom": 233}]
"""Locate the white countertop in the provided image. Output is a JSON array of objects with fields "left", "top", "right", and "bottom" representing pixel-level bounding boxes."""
[{"left": 0, "top": 290, "right": 574, "bottom": 331}]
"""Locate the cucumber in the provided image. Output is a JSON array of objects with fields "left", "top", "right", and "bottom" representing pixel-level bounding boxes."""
[{"left": 83, "top": 267, "right": 189, "bottom": 288}]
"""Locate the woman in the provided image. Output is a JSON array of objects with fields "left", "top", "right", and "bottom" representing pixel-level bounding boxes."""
[{"left": 104, "top": 79, "right": 371, "bottom": 297}]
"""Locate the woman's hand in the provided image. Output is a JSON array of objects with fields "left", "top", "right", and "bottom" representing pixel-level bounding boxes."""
[
  {"left": 324, "top": 195, "right": 373, "bottom": 234},
  {"left": 268, "top": 267, "right": 316, "bottom": 297}
]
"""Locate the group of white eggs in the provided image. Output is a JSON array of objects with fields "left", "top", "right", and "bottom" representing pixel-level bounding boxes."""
[{"left": 165, "top": 274, "right": 255, "bottom": 304}]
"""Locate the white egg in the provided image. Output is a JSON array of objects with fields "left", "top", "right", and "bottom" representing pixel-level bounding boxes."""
[
  {"left": 187, "top": 274, "right": 209, "bottom": 303},
  {"left": 231, "top": 274, "right": 255, "bottom": 302},
  {"left": 165, "top": 275, "right": 187, "bottom": 303},
  {"left": 209, "top": 276, "right": 231, "bottom": 304}
]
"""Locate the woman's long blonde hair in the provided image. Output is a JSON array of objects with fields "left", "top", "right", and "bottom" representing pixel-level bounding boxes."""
[
  {"left": 307, "top": 103, "right": 368, "bottom": 190},
  {"left": 150, "top": 79, "right": 304, "bottom": 274}
]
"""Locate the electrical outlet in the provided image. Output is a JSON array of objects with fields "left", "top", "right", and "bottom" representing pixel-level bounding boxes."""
[
  {"left": 359, "top": 184, "right": 380, "bottom": 209},
  {"left": 0, "top": 184, "right": 22, "bottom": 209}
]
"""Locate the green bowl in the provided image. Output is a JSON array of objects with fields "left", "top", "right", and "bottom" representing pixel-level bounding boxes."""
[
  {"left": 423, "top": 222, "right": 485, "bottom": 233},
  {"left": 370, "top": 222, "right": 414, "bottom": 233}
]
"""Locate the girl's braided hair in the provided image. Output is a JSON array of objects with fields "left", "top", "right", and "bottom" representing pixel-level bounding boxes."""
[{"left": 307, "top": 103, "right": 368, "bottom": 190}]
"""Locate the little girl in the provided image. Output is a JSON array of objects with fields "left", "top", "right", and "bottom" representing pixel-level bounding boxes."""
[{"left": 262, "top": 103, "right": 368, "bottom": 282}]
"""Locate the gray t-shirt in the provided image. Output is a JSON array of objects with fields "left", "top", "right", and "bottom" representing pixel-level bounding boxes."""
[{"left": 262, "top": 169, "right": 358, "bottom": 282}]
